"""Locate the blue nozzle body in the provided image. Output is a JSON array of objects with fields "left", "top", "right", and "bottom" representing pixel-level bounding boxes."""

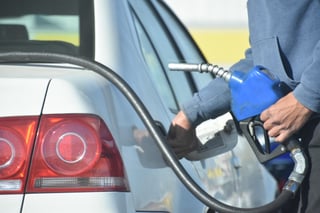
[
  {"left": 230, "top": 66, "right": 284, "bottom": 121},
  {"left": 168, "top": 63, "right": 285, "bottom": 121}
]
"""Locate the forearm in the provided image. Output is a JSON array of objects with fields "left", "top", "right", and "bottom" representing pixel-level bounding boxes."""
[
  {"left": 292, "top": 41, "right": 320, "bottom": 114},
  {"left": 181, "top": 77, "right": 230, "bottom": 127}
]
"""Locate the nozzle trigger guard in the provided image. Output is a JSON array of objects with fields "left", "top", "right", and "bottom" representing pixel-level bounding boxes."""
[{"left": 239, "top": 118, "right": 288, "bottom": 163}]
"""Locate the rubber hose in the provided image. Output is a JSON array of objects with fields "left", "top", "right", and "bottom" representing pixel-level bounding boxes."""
[{"left": 0, "top": 52, "right": 294, "bottom": 213}]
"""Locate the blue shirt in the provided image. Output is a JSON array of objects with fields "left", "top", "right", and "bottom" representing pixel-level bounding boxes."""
[{"left": 183, "top": 0, "right": 320, "bottom": 127}]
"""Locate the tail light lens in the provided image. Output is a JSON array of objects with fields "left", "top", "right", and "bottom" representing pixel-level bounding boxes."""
[
  {"left": 26, "top": 114, "right": 129, "bottom": 193},
  {"left": 0, "top": 117, "right": 38, "bottom": 194}
]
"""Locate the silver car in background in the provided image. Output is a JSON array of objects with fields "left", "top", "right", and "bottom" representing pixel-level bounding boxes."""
[{"left": 0, "top": 0, "right": 277, "bottom": 212}]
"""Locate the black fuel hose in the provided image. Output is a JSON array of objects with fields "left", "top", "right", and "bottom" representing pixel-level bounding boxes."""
[{"left": 0, "top": 52, "right": 304, "bottom": 213}]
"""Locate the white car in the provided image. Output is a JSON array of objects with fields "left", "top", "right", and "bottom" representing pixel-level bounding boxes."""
[{"left": 0, "top": 0, "right": 278, "bottom": 212}]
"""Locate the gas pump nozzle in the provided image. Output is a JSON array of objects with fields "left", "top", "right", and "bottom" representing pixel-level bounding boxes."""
[
  {"left": 168, "top": 63, "right": 231, "bottom": 81},
  {"left": 169, "top": 63, "right": 284, "bottom": 121},
  {"left": 169, "top": 62, "right": 307, "bottom": 195}
]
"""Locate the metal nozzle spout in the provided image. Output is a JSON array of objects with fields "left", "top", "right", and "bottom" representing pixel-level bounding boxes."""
[{"left": 168, "top": 62, "right": 231, "bottom": 81}]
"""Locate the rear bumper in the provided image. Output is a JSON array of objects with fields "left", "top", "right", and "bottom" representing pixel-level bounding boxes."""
[
  {"left": 0, "top": 194, "right": 23, "bottom": 212},
  {"left": 21, "top": 192, "right": 135, "bottom": 213}
]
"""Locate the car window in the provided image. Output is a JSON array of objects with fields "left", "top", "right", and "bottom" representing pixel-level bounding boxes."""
[
  {"left": 0, "top": 0, "right": 94, "bottom": 58},
  {"left": 133, "top": 17, "right": 178, "bottom": 112},
  {"left": 129, "top": 0, "right": 195, "bottom": 112},
  {"left": 151, "top": 0, "right": 214, "bottom": 90},
  {"left": 0, "top": 15, "right": 79, "bottom": 44}
]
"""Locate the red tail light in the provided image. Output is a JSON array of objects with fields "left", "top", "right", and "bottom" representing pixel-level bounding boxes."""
[
  {"left": 26, "top": 114, "right": 129, "bottom": 193},
  {"left": 0, "top": 117, "right": 38, "bottom": 194}
]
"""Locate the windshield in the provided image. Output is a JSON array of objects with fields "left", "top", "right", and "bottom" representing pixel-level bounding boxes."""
[
  {"left": 0, "top": 15, "right": 79, "bottom": 46},
  {"left": 0, "top": 0, "right": 93, "bottom": 58}
]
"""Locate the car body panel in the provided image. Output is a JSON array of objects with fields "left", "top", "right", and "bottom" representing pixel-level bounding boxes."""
[
  {"left": 0, "top": 195, "right": 23, "bottom": 212},
  {"left": 42, "top": 65, "right": 205, "bottom": 212},
  {"left": 22, "top": 192, "right": 135, "bottom": 213},
  {"left": 0, "top": 66, "right": 49, "bottom": 117}
]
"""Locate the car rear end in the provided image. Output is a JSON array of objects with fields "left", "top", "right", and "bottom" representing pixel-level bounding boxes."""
[
  {"left": 0, "top": 64, "right": 136, "bottom": 212},
  {"left": 0, "top": 0, "right": 209, "bottom": 212}
]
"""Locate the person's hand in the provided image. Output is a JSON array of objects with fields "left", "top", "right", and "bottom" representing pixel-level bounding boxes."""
[
  {"left": 167, "top": 111, "right": 199, "bottom": 159},
  {"left": 260, "top": 92, "right": 313, "bottom": 142}
]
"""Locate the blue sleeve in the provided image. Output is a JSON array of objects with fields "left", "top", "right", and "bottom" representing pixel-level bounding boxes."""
[
  {"left": 293, "top": 41, "right": 320, "bottom": 113},
  {"left": 182, "top": 78, "right": 230, "bottom": 127},
  {"left": 229, "top": 48, "right": 254, "bottom": 73}
]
